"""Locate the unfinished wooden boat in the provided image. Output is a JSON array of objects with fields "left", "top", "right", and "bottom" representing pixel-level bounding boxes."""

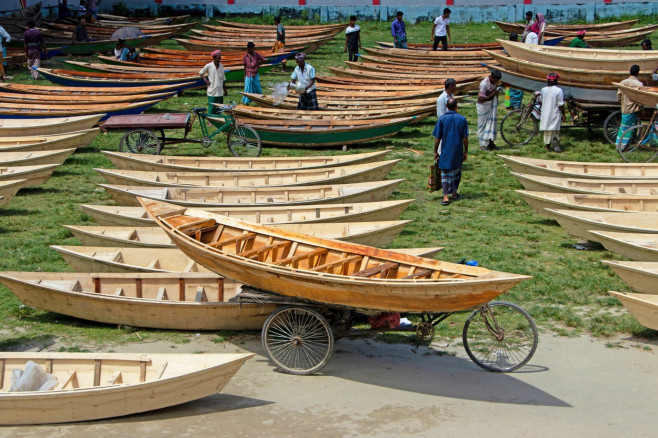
[
  {"left": 0, "top": 115, "right": 102, "bottom": 137},
  {"left": 500, "top": 155, "right": 658, "bottom": 179},
  {"left": 547, "top": 210, "right": 658, "bottom": 241},
  {"left": 101, "top": 150, "right": 391, "bottom": 173},
  {"left": 327, "top": 66, "right": 484, "bottom": 82},
  {"left": 590, "top": 231, "right": 658, "bottom": 261},
  {"left": 511, "top": 172, "right": 658, "bottom": 195},
  {"left": 0, "top": 351, "right": 252, "bottom": 425},
  {"left": 0, "top": 130, "right": 98, "bottom": 153},
  {"left": 0, "top": 271, "right": 275, "bottom": 331},
  {"left": 602, "top": 260, "right": 658, "bottom": 294},
  {"left": 95, "top": 161, "right": 399, "bottom": 188},
  {"left": 0, "top": 149, "right": 75, "bottom": 167},
  {"left": 214, "top": 20, "right": 346, "bottom": 31},
  {"left": 0, "top": 82, "right": 193, "bottom": 96},
  {"left": 494, "top": 19, "right": 638, "bottom": 34},
  {"left": 60, "top": 32, "right": 173, "bottom": 56},
  {"left": 614, "top": 83, "right": 658, "bottom": 109},
  {"left": 360, "top": 53, "right": 488, "bottom": 67},
  {"left": 65, "top": 220, "right": 412, "bottom": 248},
  {"left": 37, "top": 69, "right": 203, "bottom": 91},
  {"left": 232, "top": 105, "right": 434, "bottom": 122},
  {"left": 0, "top": 164, "right": 60, "bottom": 188},
  {"left": 0, "top": 100, "right": 162, "bottom": 121},
  {"left": 0, "top": 180, "right": 26, "bottom": 205},
  {"left": 499, "top": 40, "right": 658, "bottom": 71},
  {"left": 0, "top": 91, "right": 176, "bottom": 106},
  {"left": 100, "top": 180, "right": 404, "bottom": 207},
  {"left": 79, "top": 199, "right": 414, "bottom": 227},
  {"left": 239, "top": 93, "right": 437, "bottom": 111},
  {"left": 609, "top": 291, "right": 658, "bottom": 330},
  {"left": 316, "top": 74, "right": 455, "bottom": 87},
  {"left": 560, "top": 30, "right": 656, "bottom": 49},
  {"left": 175, "top": 38, "right": 311, "bottom": 54},
  {"left": 343, "top": 61, "right": 489, "bottom": 75},
  {"left": 361, "top": 46, "right": 493, "bottom": 60},
  {"left": 517, "top": 191, "right": 658, "bottom": 216},
  {"left": 140, "top": 199, "right": 530, "bottom": 313}
]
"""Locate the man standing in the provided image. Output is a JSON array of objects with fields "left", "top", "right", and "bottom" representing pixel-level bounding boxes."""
[
  {"left": 199, "top": 50, "right": 227, "bottom": 115},
  {"left": 23, "top": 19, "right": 46, "bottom": 80},
  {"left": 0, "top": 25, "right": 10, "bottom": 81},
  {"left": 430, "top": 8, "right": 451, "bottom": 51},
  {"left": 435, "top": 78, "right": 457, "bottom": 159},
  {"left": 344, "top": 15, "right": 361, "bottom": 62},
  {"left": 391, "top": 11, "right": 407, "bottom": 49},
  {"left": 72, "top": 17, "right": 90, "bottom": 42},
  {"left": 433, "top": 98, "right": 469, "bottom": 206},
  {"left": 520, "top": 11, "right": 535, "bottom": 42},
  {"left": 616, "top": 65, "right": 644, "bottom": 150},
  {"left": 58, "top": 0, "right": 72, "bottom": 20},
  {"left": 290, "top": 53, "right": 318, "bottom": 110},
  {"left": 476, "top": 69, "right": 502, "bottom": 150},
  {"left": 242, "top": 42, "right": 266, "bottom": 105},
  {"left": 539, "top": 73, "right": 566, "bottom": 153},
  {"left": 273, "top": 16, "right": 286, "bottom": 71}
]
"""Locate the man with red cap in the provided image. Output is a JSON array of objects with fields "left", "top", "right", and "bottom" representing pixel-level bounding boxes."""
[
  {"left": 199, "top": 49, "right": 227, "bottom": 115},
  {"left": 570, "top": 29, "right": 589, "bottom": 48},
  {"left": 539, "top": 73, "right": 566, "bottom": 153}
]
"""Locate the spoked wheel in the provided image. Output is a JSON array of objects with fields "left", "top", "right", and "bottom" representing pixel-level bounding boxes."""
[
  {"left": 227, "top": 124, "right": 262, "bottom": 157},
  {"left": 602, "top": 110, "right": 621, "bottom": 145},
  {"left": 262, "top": 306, "right": 334, "bottom": 375},
  {"left": 500, "top": 109, "right": 538, "bottom": 146},
  {"left": 617, "top": 124, "right": 658, "bottom": 163},
  {"left": 119, "top": 129, "right": 162, "bottom": 155},
  {"left": 462, "top": 301, "right": 538, "bottom": 372}
]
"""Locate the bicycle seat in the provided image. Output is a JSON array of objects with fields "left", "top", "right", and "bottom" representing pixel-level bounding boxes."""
[{"left": 192, "top": 107, "right": 207, "bottom": 114}]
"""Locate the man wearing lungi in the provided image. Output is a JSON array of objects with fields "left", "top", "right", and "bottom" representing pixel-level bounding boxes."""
[
  {"left": 476, "top": 69, "right": 502, "bottom": 150},
  {"left": 290, "top": 53, "right": 318, "bottom": 110},
  {"left": 616, "top": 65, "right": 644, "bottom": 150},
  {"left": 199, "top": 50, "right": 227, "bottom": 115},
  {"left": 23, "top": 19, "right": 46, "bottom": 80},
  {"left": 433, "top": 98, "right": 469, "bottom": 206},
  {"left": 242, "top": 42, "right": 266, "bottom": 105},
  {"left": 539, "top": 73, "right": 566, "bottom": 153}
]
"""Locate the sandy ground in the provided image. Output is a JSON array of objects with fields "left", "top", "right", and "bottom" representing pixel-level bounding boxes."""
[{"left": 1, "top": 332, "right": 657, "bottom": 438}]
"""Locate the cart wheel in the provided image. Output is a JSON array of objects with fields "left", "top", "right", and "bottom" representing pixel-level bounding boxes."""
[
  {"left": 119, "top": 129, "right": 162, "bottom": 155},
  {"left": 415, "top": 322, "right": 435, "bottom": 343},
  {"left": 261, "top": 306, "right": 334, "bottom": 375},
  {"left": 500, "top": 109, "right": 538, "bottom": 146},
  {"left": 602, "top": 110, "right": 621, "bottom": 145},
  {"left": 227, "top": 124, "right": 262, "bottom": 157},
  {"left": 617, "top": 124, "right": 658, "bottom": 163},
  {"left": 462, "top": 301, "right": 537, "bottom": 373}
]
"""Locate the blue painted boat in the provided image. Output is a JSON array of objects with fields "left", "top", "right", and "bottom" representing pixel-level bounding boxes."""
[
  {"left": 37, "top": 68, "right": 204, "bottom": 90},
  {"left": 0, "top": 100, "right": 162, "bottom": 121}
]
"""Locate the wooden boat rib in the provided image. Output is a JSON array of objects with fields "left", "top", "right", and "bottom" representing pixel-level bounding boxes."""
[
  {"left": 0, "top": 149, "right": 75, "bottom": 167},
  {"left": 0, "top": 115, "right": 102, "bottom": 137},
  {"left": 79, "top": 199, "right": 415, "bottom": 227},
  {"left": 609, "top": 291, "right": 658, "bottom": 330},
  {"left": 602, "top": 260, "right": 658, "bottom": 294},
  {"left": 500, "top": 155, "right": 658, "bottom": 179},
  {"left": 100, "top": 179, "right": 405, "bottom": 207},
  {"left": 101, "top": 150, "right": 391, "bottom": 173},
  {"left": 232, "top": 105, "right": 434, "bottom": 122},
  {"left": 516, "top": 190, "right": 658, "bottom": 217},
  {"left": 511, "top": 172, "right": 658, "bottom": 195},
  {"left": 95, "top": 160, "right": 400, "bottom": 188},
  {"left": 614, "top": 83, "right": 658, "bottom": 109},
  {"left": 494, "top": 19, "right": 638, "bottom": 34},
  {"left": 590, "top": 231, "right": 658, "bottom": 261},
  {"left": 547, "top": 209, "right": 658, "bottom": 241},
  {"left": 0, "top": 271, "right": 275, "bottom": 331},
  {"left": 0, "top": 179, "right": 27, "bottom": 205},
  {"left": 0, "top": 351, "right": 253, "bottom": 425},
  {"left": 0, "top": 164, "right": 60, "bottom": 188},
  {"left": 0, "top": 130, "right": 98, "bottom": 152},
  {"left": 0, "top": 82, "right": 193, "bottom": 96},
  {"left": 140, "top": 198, "right": 531, "bottom": 313},
  {"left": 65, "top": 220, "right": 412, "bottom": 248}
]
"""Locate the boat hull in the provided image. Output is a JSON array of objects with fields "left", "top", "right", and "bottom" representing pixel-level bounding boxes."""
[
  {"left": 609, "top": 291, "right": 658, "bottom": 330},
  {"left": 602, "top": 261, "right": 658, "bottom": 294}
]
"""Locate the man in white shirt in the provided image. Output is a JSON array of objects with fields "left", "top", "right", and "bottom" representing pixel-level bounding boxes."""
[
  {"left": 539, "top": 73, "right": 566, "bottom": 153},
  {"left": 290, "top": 52, "right": 318, "bottom": 110},
  {"left": 0, "top": 25, "right": 10, "bottom": 81},
  {"left": 430, "top": 8, "right": 451, "bottom": 51},
  {"left": 199, "top": 50, "right": 227, "bottom": 115}
]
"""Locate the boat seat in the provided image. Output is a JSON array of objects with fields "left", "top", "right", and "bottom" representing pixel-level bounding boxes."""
[
  {"left": 402, "top": 269, "right": 434, "bottom": 280},
  {"left": 352, "top": 262, "right": 399, "bottom": 278},
  {"left": 40, "top": 280, "right": 83, "bottom": 292},
  {"left": 310, "top": 255, "right": 362, "bottom": 273},
  {"left": 274, "top": 248, "right": 328, "bottom": 266}
]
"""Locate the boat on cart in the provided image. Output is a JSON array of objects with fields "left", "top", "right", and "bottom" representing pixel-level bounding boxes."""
[
  {"left": 0, "top": 351, "right": 252, "bottom": 425},
  {"left": 602, "top": 260, "right": 658, "bottom": 294},
  {"left": 614, "top": 83, "right": 658, "bottom": 108},
  {"left": 609, "top": 291, "right": 658, "bottom": 330}
]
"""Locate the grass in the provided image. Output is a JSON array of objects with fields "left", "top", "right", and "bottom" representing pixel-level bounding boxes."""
[{"left": 0, "top": 16, "right": 657, "bottom": 351}]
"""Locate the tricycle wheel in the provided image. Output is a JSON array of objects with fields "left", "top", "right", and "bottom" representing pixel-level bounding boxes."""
[
  {"left": 119, "top": 129, "right": 162, "bottom": 155},
  {"left": 500, "top": 109, "right": 538, "bottom": 146},
  {"left": 261, "top": 306, "right": 334, "bottom": 375},
  {"left": 227, "top": 124, "right": 262, "bottom": 157},
  {"left": 603, "top": 110, "right": 621, "bottom": 145},
  {"left": 462, "top": 301, "right": 537, "bottom": 373}
]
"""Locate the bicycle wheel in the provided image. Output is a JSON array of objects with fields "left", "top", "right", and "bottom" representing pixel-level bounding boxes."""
[
  {"left": 617, "top": 124, "right": 658, "bottom": 163},
  {"left": 262, "top": 306, "right": 334, "bottom": 375},
  {"left": 227, "top": 124, "right": 262, "bottom": 157},
  {"left": 500, "top": 109, "right": 538, "bottom": 146},
  {"left": 119, "top": 129, "right": 161, "bottom": 155},
  {"left": 462, "top": 301, "right": 538, "bottom": 373},
  {"left": 602, "top": 110, "right": 622, "bottom": 145}
]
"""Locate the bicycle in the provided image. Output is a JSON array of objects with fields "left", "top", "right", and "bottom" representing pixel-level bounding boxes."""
[{"left": 616, "top": 109, "right": 658, "bottom": 163}]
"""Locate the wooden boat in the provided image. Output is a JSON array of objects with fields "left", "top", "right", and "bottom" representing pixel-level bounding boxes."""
[
  {"left": 360, "top": 53, "right": 489, "bottom": 67},
  {"left": 0, "top": 164, "right": 60, "bottom": 188},
  {"left": 602, "top": 260, "right": 658, "bottom": 294},
  {"left": 0, "top": 271, "right": 275, "bottom": 331},
  {"left": 310, "top": 87, "right": 446, "bottom": 100},
  {"left": 377, "top": 41, "right": 503, "bottom": 51},
  {"left": 175, "top": 38, "right": 311, "bottom": 54},
  {"left": 557, "top": 30, "right": 657, "bottom": 49},
  {"left": 547, "top": 209, "right": 658, "bottom": 241},
  {"left": 609, "top": 291, "right": 658, "bottom": 330},
  {"left": 0, "top": 196, "right": 5, "bottom": 207},
  {"left": 232, "top": 105, "right": 434, "bottom": 122},
  {"left": 499, "top": 40, "right": 658, "bottom": 71},
  {"left": 0, "top": 130, "right": 98, "bottom": 153},
  {"left": 316, "top": 75, "right": 457, "bottom": 87},
  {"left": 0, "top": 179, "right": 27, "bottom": 205},
  {"left": 60, "top": 32, "right": 173, "bottom": 56},
  {"left": 191, "top": 29, "right": 338, "bottom": 43},
  {"left": 0, "top": 82, "right": 194, "bottom": 96},
  {"left": 327, "top": 66, "right": 484, "bottom": 82},
  {"left": 239, "top": 93, "right": 437, "bottom": 111},
  {"left": 66, "top": 220, "right": 411, "bottom": 248},
  {"left": 52, "top": 245, "right": 443, "bottom": 274},
  {"left": 101, "top": 150, "right": 391, "bottom": 173},
  {"left": 516, "top": 190, "right": 658, "bottom": 216},
  {"left": 0, "top": 351, "right": 252, "bottom": 425},
  {"left": 140, "top": 199, "right": 530, "bottom": 313},
  {"left": 203, "top": 22, "right": 343, "bottom": 34},
  {"left": 79, "top": 199, "right": 414, "bottom": 227},
  {"left": 511, "top": 172, "right": 658, "bottom": 195},
  {"left": 37, "top": 69, "right": 203, "bottom": 90},
  {"left": 214, "top": 20, "right": 346, "bottom": 31},
  {"left": 0, "top": 149, "right": 75, "bottom": 167},
  {"left": 343, "top": 60, "right": 488, "bottom": 74},
  {"left": 210, "top": 115, "right": 415, "bottom": 147},
  {"left": 0, "top": 91, "right": 175, "bottom": 106},
  {"left": 361, "top": 46, "right": 492, "bottom": 60},
  {"left": 0, "top": 115, "right": 102, "bottom": 137},
  {"left": 97, "top": 13, "right": 189, "bottom": 24},
  {"left": 494, "top": 19, "right": 639, "bottom": 34},
  {"left": 500, "top": 155, "right": 658, "bottom": 179},
  {"left": 97, "top": 51, "right": 293, "bottom": 69},
  {"left": 100, "top": 180, "right": 404, "bottom": 207},
  {"left": 95, "top": 160, "right": 399, "bottom": 188},
  {"left": 590, "top": 231, "right": 658, "bottom": 261},
  {"left": 614, "top": 83, "right": 658, "bottom": 109},
  {"left": 0, "top": 100, "right": 162, "bottom": 121}
]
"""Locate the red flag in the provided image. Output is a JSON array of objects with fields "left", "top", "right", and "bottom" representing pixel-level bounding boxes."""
[{"left": 20, "top": 0, "right": 27, "bottom": 9}]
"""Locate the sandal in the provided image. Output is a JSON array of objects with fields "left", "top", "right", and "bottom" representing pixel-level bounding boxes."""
[
  {"left": 451, "top": 193, "right": 462, "bottom": 201},
  {"left": 440, "top": 199, "right": 450, "bottom": 206}
]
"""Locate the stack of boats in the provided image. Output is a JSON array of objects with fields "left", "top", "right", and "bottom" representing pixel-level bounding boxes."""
[{"left": 503, "top": 154, "right": 658, "bottom": 331}]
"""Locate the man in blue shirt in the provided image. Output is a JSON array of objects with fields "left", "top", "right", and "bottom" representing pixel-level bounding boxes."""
[
  {"left": 433, "top": 98, "right": 469, "bottom": 206},
  {"left": 391, "top": 11, "right": 407, "bottom": 49}
]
